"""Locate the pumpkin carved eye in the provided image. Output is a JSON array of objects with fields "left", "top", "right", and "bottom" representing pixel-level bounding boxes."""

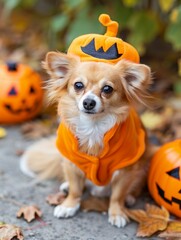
[
  {"left": 8, "top": 86, "right": 18, "bottom": 96},
  {"left": 29, "top": 86, "right": 36, "bottom": 94},
  {"left": 167, "top": 167, "right": 180, "bottom": 180}
]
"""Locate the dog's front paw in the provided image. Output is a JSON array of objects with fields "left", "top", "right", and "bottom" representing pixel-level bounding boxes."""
[
  {"left": 108, "top": 207, "right": 129, "bottom": 228},
  {"left": 54, "top": 203, "right": 80, "bottom": 218},
  {"left": 108, "top": 214, "right": 129, "bottom": 228}
]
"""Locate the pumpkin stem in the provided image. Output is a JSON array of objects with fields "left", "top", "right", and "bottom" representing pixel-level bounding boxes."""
[{"left": 99, "top": 14, "right": 118, "bottom": 37}]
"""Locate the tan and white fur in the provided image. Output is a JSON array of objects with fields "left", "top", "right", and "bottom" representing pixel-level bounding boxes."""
[{"left": 20, "top": 52, "right": 154, "bottom": 228}]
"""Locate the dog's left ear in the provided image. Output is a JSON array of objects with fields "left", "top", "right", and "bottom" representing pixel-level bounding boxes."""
[{"left": 115, "top": 60, "right": 152, "bottom": 105}]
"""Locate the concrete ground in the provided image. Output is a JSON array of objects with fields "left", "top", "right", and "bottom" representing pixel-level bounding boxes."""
[{"left": 0, "top": 125, "right": 159, "bottom": 240}]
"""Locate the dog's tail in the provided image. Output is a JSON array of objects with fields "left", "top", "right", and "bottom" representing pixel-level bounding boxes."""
[{"left": 20, "top": 136, "right": 63, "bottom": 180}]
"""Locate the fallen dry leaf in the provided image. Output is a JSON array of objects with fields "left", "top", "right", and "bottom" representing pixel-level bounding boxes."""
[
  {"left": 17, "top": 205, "right": 42, "bottom": 222},
  {"left": 158, "top": 221, "right": 181, "bottom": 238},
  {"left": 15, "top": 149, "right": 24, "bottom": 156},
  {"left": 0, "top": 223, "right": 24, "bottom": 240},
  {"left": 141, "top": 107, "right": 173, "bottom": 131},
  {"left": 126, "top": 204, "right": 169, "bottom": 237},
  {"left": 81, "top": 196, "right": 109, "bottom": 213},
  {"left": 171, "top": 110, "right": 181, "bottom": 140},
  {"left": 21, "top": 121, "right": 52, "bottom": 139},
  {"left": 125, "top": 209, "right": 148, "bottom": 223},
  {"left": 46, "top": 192, "right": 66, "bottom": 206},
  {"left": 0, "top": 127, "right": 7, "bottom": 138}
]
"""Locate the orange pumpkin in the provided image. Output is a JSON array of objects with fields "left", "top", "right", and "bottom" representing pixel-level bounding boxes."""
[
  {"left": 0, "top": 62, "right": 43, "bottom": 124},
  {"left": 148, "top": 139, "right": 181, "bottom": 217},
  {"left": 68, "top": 14, "right": 140, "bottom": 64}
]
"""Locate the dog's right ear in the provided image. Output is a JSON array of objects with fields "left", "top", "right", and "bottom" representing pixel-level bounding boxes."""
[
  {"left": 43, "top": 52, "right": 78, "bottom": 80},
  {"left": 42, "top": 52, "right": 79, "bottom": 102}
]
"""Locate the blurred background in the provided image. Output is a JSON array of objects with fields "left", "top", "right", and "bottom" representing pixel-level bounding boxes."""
[
  {"left": 0, "top": 0, "right": 181, "bottom": 143},
  {"left": 1, "top": 0, "right": 181, "bottom": 88}
]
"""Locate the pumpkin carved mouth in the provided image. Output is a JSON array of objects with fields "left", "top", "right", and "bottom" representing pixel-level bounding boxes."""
[
  {"left": 156, "top": 183, "right": 181, "bottom": 209},
  {"left": 4, "top": 99, "right": 40, "bottom": 115}
]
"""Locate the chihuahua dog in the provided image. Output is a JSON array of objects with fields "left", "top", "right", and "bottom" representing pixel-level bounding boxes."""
[{"left": 32, "top": 51, "right": 153, "bottom": 228}]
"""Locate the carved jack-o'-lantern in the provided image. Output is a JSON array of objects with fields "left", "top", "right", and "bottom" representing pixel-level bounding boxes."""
[
  {"left": 0, "top": 62, "right": 43, "bottom": 124},
  {"left": 68, "top": 14, "right": 140, "bottom": 64},
  {"left": 148, "top": 140, "right": 181, "bottom": 217}
]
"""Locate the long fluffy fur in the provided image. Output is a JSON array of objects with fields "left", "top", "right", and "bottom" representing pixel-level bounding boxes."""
[{"left": 20, "top": 52, "right": 155, "bottom": 228}]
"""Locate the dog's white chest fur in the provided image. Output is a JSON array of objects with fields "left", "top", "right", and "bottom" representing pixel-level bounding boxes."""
[{"left": 74, "top": 113, "right": 117, "bottom": 148}]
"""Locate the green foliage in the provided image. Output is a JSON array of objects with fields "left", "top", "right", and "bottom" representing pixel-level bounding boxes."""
[
  {"left": 165, "top": 5, "right": 181, "bottom": 50},
  {"left": 159, "top": 0, "right": 175, "bottom": 12},
  {"left": 2, "top": 0, "right": 37, "bottom": 15},
  {"left": 127, "top": 11, "right": 159, "bottom": 54},
  {"left": 174, "top": 80, "right": 181, "bottom": 94},
  {"left": 63, "top": 0, "right": 86, "bottom": 11},
  {"left": 51, "top": 14, "right": 69, "bottom": 33},
  {"left": 1, "top": 0, "right": 181, "bottom": 95},
  {"left": 49, "top": 0, "right": 181, "bottom": 56},
  {"left": 1, "top": 0, "right": 181, "bottom": 56},
  {"left": 65, "top": 4, "right": 105, "bottom": 48},
  {"left": 2, "top": 0, "right": 21, "bottom": 16},
  {"left": 122, "top": 0, "right": 140, "bottom": 7}
]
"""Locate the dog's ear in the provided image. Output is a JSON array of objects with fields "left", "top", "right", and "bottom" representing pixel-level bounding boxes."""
[
  {"left": 42, "top": 52, "right": 79, "bottom": 102},
  {"left": 115, "top": 60, "right": 152, "bottom": 106},
  {"left": 43, "top": 51, "right": 78, "bottom": 80}
]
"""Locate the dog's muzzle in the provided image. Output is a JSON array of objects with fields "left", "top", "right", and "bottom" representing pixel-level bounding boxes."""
[
  {"left": 83, "top": 98, "right": 96, "bottom": 111},
  {"left": 78, "top": 92, "right": 102, "bottom": 114}
]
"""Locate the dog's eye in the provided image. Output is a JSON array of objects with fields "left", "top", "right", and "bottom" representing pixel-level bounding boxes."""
[
  {"left": 102, "top": 85, "right": 113, "bottom": 94},
  {"left": 74, "top": 82, "right": 84, "bottom": 91}
]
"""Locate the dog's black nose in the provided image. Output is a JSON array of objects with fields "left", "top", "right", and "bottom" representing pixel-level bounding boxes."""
[{"left": 83, "top": 98, "right": 96, "bottom": 110}]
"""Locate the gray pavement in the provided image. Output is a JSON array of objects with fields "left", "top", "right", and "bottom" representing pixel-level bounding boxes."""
[{"left": 0, "top": 125, "right": 159, "bottom": 239}]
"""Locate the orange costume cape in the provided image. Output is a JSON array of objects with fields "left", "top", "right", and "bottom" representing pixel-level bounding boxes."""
[{"left": 56, "top": 109, "right": 145, "bottom": 186}]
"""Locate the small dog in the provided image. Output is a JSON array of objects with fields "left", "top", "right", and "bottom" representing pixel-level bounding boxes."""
[{"left": 38, "top": 51, "right": 152, "bottom": 227}]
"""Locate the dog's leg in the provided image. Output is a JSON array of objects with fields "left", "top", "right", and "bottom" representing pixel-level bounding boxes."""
[
  {"left": 108, "top": 170, "right": 130, "bottom": 228},
  {"left": 54, "top": 160, "right": 85, "bottom": 218},
  {"left": 108, "top": 157, "right": 148, "bottom": 228}
]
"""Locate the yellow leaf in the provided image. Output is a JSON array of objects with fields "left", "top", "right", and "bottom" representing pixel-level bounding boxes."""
[
  {"left": 0, "top": 224, "right": 24, "bottom": 240},
  {"left": 126, "top": 204, "right": 170, "bottom": 237},
  {"left": 146, "top": 204, "right": 169, "bottom": 221},
  {"left": 141, "top": 111, "right": 164, "bottom": 130},
  {"left": 141, "top": 107, "right": 173, "bottom": 130},
  {"left": 170, "top": 8, "right": 179, "bottom": 23},
  {"left": 159, "top": 0, "right": 175, "bottom": 12},
  {"left": 158, "top": 221, "right": 181, "bottom": 238},
  {"left": 137, "top": 218, "right": 168, "bottom": 237},
  {"left": 125, "top": 209, "right": 147, "bottom": 223},
  {"left": 122, "top": 0, "right": 139, "bottom": 7},
  {"left": 0, "top": 127, "right": 7, "bottom": 138}
]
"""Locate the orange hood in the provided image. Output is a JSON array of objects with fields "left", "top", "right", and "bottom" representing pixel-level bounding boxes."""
[{"left": 56, "top": 109, "right": 145, "bottom": 186}]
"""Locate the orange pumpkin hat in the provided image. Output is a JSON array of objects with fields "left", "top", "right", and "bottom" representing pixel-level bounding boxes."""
[{"left": 68, "top": 14, "right": 140, "bottom": 64}]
